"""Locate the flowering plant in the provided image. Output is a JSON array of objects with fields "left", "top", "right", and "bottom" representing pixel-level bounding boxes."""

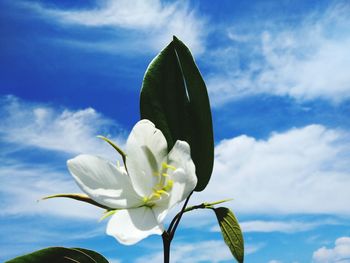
[{"left": 6, "top": 37, "right": 244, "bottom": 263}]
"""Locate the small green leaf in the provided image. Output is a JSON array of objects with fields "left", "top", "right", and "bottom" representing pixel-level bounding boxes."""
[
  {"left": 5, "top": 247, "right": 109, "bottom": 263},
  {"left": 140, "top": 36, "right": 214, "bottom": 191},
  {"left": 214, "top": 207, "right": 244, "bottom": 263},
  {"left": 42, "top": 193, "right": 110, "bottom": 210}
]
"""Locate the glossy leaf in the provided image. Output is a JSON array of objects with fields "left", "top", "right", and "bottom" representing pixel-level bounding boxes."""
[
  {"left": 214, "top": 207, "right": 244, "bottom": 263},
  {"left": 5, "top": 247, "right": 109, "bottom": 263},
  {"left": 140, "top": 36, "right": 214, "bottom": 191}
]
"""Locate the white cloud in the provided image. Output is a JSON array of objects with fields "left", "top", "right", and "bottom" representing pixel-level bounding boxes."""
[
  {"left": 0, "top": 95, "right": 125, "bottom": 218},
  {"left": 25, "top": 0, "right": 207, "bottom": 55},
  {"left": 135, "top": 240, "right": 262, "bottom": 263},
  {"left": 0, "top": 224, "right": 105, "bottom": 261},
  {"left": 0, "top": 96, "right": 122, "bottom": 259},
  {"left": 207, "top": 3, "right": 350, "bottom": 105},
  {"left": 211, "top": 220, "right": 337, "bottom": 234},
  {"left": 0, "top": 162, "right": 103, "bottom": 219},
  {"left": 313, "top": 237, "right": 350, "bottom": 263},
  {"left": 0, "top": 95, "right": 125, "bottom": 158},
  {"left": 246, "top": 242, "right": 265, "bottom": 255},
  {"left": 194, "top": 124, "right": 350, "bottom": 215}
]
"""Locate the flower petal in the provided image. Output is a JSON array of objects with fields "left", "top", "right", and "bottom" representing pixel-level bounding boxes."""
[
  {"left": 106, "top": 207, "right": 163, "bottom": 245},
  {"left": 153, "top": 140, "right": 197, "bottom": 222},
  {"left": 126, "top": 119, "right": 168, "bottom": 197},
  {"left": 67, "top": 154, "right": 142, "bottom": 209}
]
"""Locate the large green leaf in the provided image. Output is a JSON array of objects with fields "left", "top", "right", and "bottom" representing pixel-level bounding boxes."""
[
  {"left": 5, "top": 247, "right": 109, "bottom": 263},
  {"left": 140, "top": 36, "right": 214, "bottom": 191},
  {"left": 214, "top": 207, "right": 244, "bottom": 263}
]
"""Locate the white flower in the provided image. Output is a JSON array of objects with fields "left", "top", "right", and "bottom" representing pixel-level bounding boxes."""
[{"left": 67, "top": 119, "right": 197, "bottom": 245}]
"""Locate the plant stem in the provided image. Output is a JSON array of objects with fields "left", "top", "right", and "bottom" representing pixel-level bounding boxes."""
[
  {"left": 162, "top": 232, "right": 170, "bottom": 263},
  {"left": 169, "top": 198, "right": 234, "bottom": 228},
  {"left": 162, "top": 191, "right": 193, "bottom": 263},
  {"left": 168, "top": 191, "right": 193, "bottom": 240},
  {"left": 162, "top": 197, "right": 233, "bottom": 262}
]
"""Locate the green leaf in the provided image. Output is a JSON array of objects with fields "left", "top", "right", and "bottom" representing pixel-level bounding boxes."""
[
  {"left": 5, "top": 247, "right": 109, "bottom": 263},
  {"left": 214, "top": 207, "right": 244, "bottom": 263},
  {"left": 140, "top": 36, "right": 214, "bottom": 191}
]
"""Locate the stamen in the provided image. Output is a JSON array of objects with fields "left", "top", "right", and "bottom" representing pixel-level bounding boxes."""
[
  {"left": 157, "top": 190, "right": 167, "bottom": 195},
  {"left": 162, "top": 162, "right": 176, "bottom": 171},
  {"left": 167, "top": 164, "right": 176, "bottom": 170},
  {"left": 143, "top": 197, "right": 148, "bottom": 203},
  {"left": 150, "top": 192, "right": 161, "bottom": 199},
  {"left": 164, "top": 180, "right": 174, "bottom": 191},
  {"left": 162, "top": 173, "right": 169, "bottom": 177}
]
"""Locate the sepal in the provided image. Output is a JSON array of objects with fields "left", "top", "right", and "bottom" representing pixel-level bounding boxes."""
[{"left": 42, "top": 193, "right": 111, "bottom": 210}]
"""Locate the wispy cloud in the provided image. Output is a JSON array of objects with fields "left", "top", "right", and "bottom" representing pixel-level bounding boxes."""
[
  {"left": 135, "top": 240, "right": 262, "bottom": 262},
  {"left": 0, "top": 95, "right": 125, "bottom": 157},
  {"left": 212, "top": 220, "right": 338, "bottom": 234},
  {"left": 0, "top": 95, "right": 125, "bottom": 218},
  {"left": 24, "top": 0, "right": 207, "bottom": 55},
  {"left": 313, "top": 237, "right": 350, "bottom": 263},
  {"left": 0, "top": 161, "right": 103, "bottom": 219},
  {"left": 0, "top": 96, "right": 113, "bottom": 259},
  {"left": 207, "top": 3, "right": 350, "bottom": 105},
  {"left": 268, "top": 260, "right": 283, "bottom": 263},
  {"left": 0, "top": 209, "right": 106, "bottom": 260},
  {"left": 245, "top": 242, "right": 265, "bottom": 255},
  {"left": 194, "top": 124, "right": 350, "bottom": 215}
]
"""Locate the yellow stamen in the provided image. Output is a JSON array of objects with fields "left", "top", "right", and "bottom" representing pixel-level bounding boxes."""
[
  {"left": 162, "top": 173, "right": 169, "bottom": 177},
  {"left": 167, "top": 164, "right": 176, "bottom": 170},
  {"left": 164, "top": 180, "right": 174, "bottom": 191},
  {"left": 150, "top": 192, "right": 161, "bottom": 199},
  {"left": 143, "top": 197, "right": 148, "bottom": 203},
  {"left": 162, "top": 162, "right": 176, "bottom": 171},
  {"left": 157, "top": 190, "right": 167, "bottom": 195}
]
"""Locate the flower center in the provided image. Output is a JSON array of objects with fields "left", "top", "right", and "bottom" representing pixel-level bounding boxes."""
[{"left": 142, "top": 162, "right": 176, "bottom": 207}]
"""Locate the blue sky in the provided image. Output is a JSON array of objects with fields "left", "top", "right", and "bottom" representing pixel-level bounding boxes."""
[{"left": 1, "top": 0, "right": 350, "bottom": 262}]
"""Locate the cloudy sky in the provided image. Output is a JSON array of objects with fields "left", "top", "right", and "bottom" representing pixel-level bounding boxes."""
[{"left": 1, "top": 0, "right": 350, "bottom": 262}]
